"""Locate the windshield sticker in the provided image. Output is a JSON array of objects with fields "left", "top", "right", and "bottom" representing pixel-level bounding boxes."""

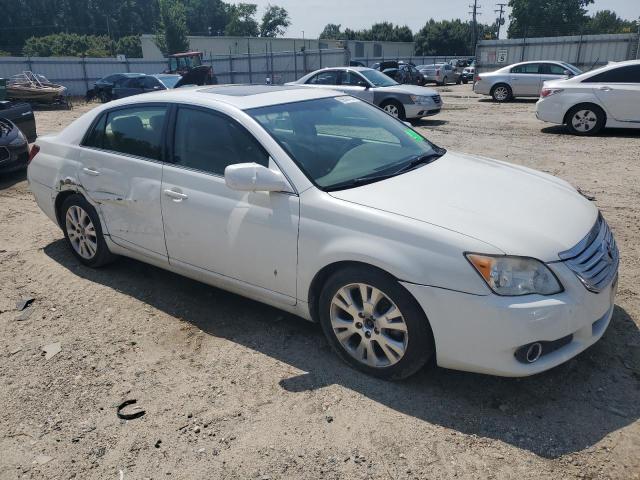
[
  {"left": 404, "top": 129, "right": 425, "bottom": 142},
  {"left": 336, "top": 96, "right": 359, "bottom": 104}
]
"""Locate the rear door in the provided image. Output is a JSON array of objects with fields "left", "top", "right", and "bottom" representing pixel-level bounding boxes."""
[
  {"left": 78, "top": 104, "right": 169, "bottom": 260},
  {"left": 113, "top": 77, "right": 143, "bottom": 99},
  {"left": 509, "top": 63, "right": 541, "bottom": 96},
  {"left": 587, "top": 64, "right": 640, "bottom": 122}
]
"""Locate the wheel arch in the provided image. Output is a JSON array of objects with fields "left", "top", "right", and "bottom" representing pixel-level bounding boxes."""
[
  {"left": 490, "top": 82, "right": 512, "bottom": 97},
  {"left": 54, "top": 189, "right": 79, "bottom": 228},
  {"left": 563, "top": 102, "right": 607, "bottom": 126}
]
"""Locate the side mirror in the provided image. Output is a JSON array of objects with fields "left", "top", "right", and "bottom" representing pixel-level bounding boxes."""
[
  {"left": 225, "top": 163, "right": 293, "bottom": 193},
  {"left": 563, "top": 69, "right": 574, "bottom": 77},
  {"left": 357, "top": 81, "right": 369, "bottom": 89}
]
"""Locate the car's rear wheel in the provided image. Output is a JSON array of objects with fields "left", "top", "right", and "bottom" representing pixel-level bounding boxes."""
[
  {"left": 61, "top": 194, "right": 116, "bottom": 267},
  {"left": 565, "top": 104, "right": 605, "bottom": 136},
  {"left": 380, "top": 100, "right": 406, "bottom": 120},
  {"left": 318, "top": 266, "right": 434, "bottom": 380},
  {"left": 491, "top": 84, "right": 512, "bottom": 102}
]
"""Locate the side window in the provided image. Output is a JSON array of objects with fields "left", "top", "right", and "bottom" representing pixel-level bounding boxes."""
[
  {"left": 173, "top": 107, "right": 269, "bottom": 176},
  {"left": 82, "top": 114, "right": 107, "bottom": 148},
  {"left": 307, "top": 71, "right": 339, "bottom": 85},
  {"left": 340, "top": 71, "right": 365, "bottom": 86},
  {"left": 102, "top": 106, "right": 167, "bottom": 160},
  {"left": 124, "top": 77, "right": 144, "bottom": 88},
  {"left": 582, "top": 65, "right": 640, "bottom": 83},
  {"left": 143, "top": 77, "right": 161, "bottom": 89},
  {"left": 511, "top": 64, "right": 539, "bottom": 74},
  {"left": 541, "top": 63, "right": 567, "bottom": 75}
]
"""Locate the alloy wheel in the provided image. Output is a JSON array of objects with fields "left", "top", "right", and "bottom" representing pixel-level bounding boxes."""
[
  {"left": 65, "top": 205, "right": 98, "bottom": 260},
  {"left": 493, "top": 86, "right": 509, "bottom": 101},
  {"left": 571, "top": 109, "right": 598, "bottom": 133},
  {"left": 330, "top": 283, "right": 408, "bottom": 368},
  {"left": 383, "top": 104, "right": 399, "bottom": 117}
]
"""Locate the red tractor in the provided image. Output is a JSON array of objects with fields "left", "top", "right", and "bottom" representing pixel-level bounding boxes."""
[{"left": 165, "top": 51, "right": 218, "bottom": 86}]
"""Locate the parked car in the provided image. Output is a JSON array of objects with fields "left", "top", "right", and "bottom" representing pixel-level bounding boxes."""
[
  {"left": 0, "top": 100, "right": 37, "bottom": 142},
  {"left": 383, "top": 63, "right": 426, "bottom": 85},
  {"left": 474, "top": 61, "right": 582, "bottom": 102},
  {"left": 88, "top": 73, "right": 133, "bottom": 103},
  {"left": 536, "top": 59, "right": 640, "bottom": 135},
  {"left": 29, "top": 86, "right": 618, "bottom": 379},
  {"left": 0, "top": 117, "right": 30, "bottom": 173},
  {"left": 461, "top": 65, "right": 475, "bottom": 84},
  {"left": 417, "top": 63, "right": 461, "bottom": 85},
  {"left": 286, "top": 67, "right": 441, "bottom": 120},
  {"left": 110, "top": 74, "right": 182, "bottom": 100}
]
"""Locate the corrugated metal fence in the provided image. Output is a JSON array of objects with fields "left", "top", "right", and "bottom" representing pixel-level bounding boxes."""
[
  {"left": 476, "top": 33, "right": 639, "bottom": 73},
  {"left": 0, "top": 49, "right": 349, "bottom": 96}
]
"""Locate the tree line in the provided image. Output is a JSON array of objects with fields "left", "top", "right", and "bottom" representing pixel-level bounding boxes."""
[
  {"left": 0, "top": 0, "right": 637, "bottom": 57},
  {"left": 0, "top": 0, "right": 291, "bottom": 56}
]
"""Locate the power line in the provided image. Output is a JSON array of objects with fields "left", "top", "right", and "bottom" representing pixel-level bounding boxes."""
[
  {"left": 469, "top": 1, "right": 481, "bottom": 53},
  {"left": 495, "top": 3, "right": 507, "bottom": 39}
]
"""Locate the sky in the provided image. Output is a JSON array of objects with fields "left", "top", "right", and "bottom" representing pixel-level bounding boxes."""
[{"left": 230, "top": 0, "right": 639, "bottom": 39}]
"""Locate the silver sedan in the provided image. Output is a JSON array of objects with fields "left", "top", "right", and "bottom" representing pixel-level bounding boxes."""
[{"left": 473, "top": 61, "right": 582, "bottom": 102}]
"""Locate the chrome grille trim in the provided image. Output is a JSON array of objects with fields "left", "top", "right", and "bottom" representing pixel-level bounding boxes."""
[{"left": 559, "top": 214, "right": 619, "bottom": 293}]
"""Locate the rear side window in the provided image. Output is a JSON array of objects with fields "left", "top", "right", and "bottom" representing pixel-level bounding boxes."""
[
  {"left": 101, "top": 106, "right": 167, "bottom": 160},
  {"left": 511, "top": 64, "right": 539, "bottom": 74},
  {"left": 307, "top": 71, "right": 339, "bottom": 85},
  {"left": 582, "top": 65, "right": 640, "bottom": 83},
  {"left": 83, "top": 114, "right": 107, "bottom": 148},
  {"left": 172, "top": 107, "right": 269, "bottom": 176}
]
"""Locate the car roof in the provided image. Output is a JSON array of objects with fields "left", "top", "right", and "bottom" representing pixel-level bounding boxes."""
[{"left": 104, "top": 84, "right": 342, "bottom": 110}]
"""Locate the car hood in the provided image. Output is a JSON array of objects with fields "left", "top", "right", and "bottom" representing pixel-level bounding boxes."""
[
  {"left": 375, "top": 84, "right": 439, "bottom": 96},
  {"left": 328, "top": 151, "right": 597, "bottom": 262}
]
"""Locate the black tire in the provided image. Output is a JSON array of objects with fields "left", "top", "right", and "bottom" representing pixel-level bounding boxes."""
[
  {"left": 491, "top": 83, "right": 512, "bottom": 102},
  {"left": 318, "top": 265, "right": 434, "bottom": 380},
  {"left": 98, "top": 90, "right": 110, "bottom": 103},
  {"left": 60, "top": 194, "right": 116, "bottom": 268},
  {"left": 565, "top": 104, "right": 606, "bottom": 136},
  {"left": 380, "top": 100, "right": 406, "bottom": 121},
  {"left": 456, "top": 77, "right": 461, "bottom": 85},
  {"left": 462, "top": 76, "right": 469, "bottom": 84}
]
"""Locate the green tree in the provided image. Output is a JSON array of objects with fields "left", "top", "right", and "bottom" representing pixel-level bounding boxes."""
[
  {"left": 414, "top": 19, "right": 481, "bottom": 55},
  {"left": 116, "top": 35, "right": 143, "bottom": 58},
  {"left": 184, "top": 0, "right": 231, "bottom": 36},
  {"left": 224, "top": 3, "right": 259, "bottom": 37},
  {"left": 319, "top": 23, "right": 344, "bottom": 40},
  {"left": 155, "top": 0, "right": 190, "bottom": 55},
  {"left": 23, "top": 33, "right": 113, "bottom": 57},
  {"left": 585, "top": 10, "right": 637, "bottom": 34},
  {"left": 260, "top": 4, "right": 291, "bottom": 37},
  {"left": 507, "top": 0, "right": 593, "bottom": 38}
]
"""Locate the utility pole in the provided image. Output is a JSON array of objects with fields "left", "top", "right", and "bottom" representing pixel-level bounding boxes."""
[
  {"left": 469, "top": 0, "right": 481, "bottom": 54},
  {"left": 495, "top": 3, "right": 507, "bottom": 39}
]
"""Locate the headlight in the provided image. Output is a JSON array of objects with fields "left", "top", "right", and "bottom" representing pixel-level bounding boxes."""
[
  {"left": 9, "top": 129, "right": 27, "bottom": 146},
  {"left": 410, "top": 95, "right": 432, "bottom": 104},
  {"left": 465, "top": 254, "right": 563, "bottom": 296}
]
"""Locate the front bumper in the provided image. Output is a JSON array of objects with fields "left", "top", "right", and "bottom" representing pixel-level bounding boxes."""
[
  {"left": 402, "top": 262, "right": 617, "bottom": 377},
  {"left": 404, "top": 101, "right": 442, "bottom": 119}
]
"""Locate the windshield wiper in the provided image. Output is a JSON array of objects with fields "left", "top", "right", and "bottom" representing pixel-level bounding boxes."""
[{"left": 325, "top": 150, "right": 446, "bottom": 192}]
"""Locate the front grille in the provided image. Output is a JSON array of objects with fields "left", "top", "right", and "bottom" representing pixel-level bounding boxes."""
[
  {"left": 0, "top": 147, "right": 9, "bottom": 163},
  {"left": 431, "top": 94, "right": 441, "bottom": 105},
  {"left": 559, "top": 214, "right": 619, "bottom": 293}
]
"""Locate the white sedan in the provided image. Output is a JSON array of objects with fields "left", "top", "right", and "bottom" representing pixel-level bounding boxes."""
[
  {"left": 536, "top": 59, "right": 640, "bottom": 135},
  {"left": 27, "top": 86, "right": 618, "bottom": 378}
]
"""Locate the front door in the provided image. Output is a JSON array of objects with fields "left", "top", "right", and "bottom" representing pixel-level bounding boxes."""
[
  {"left": 160, "top": 106, "right": 300, "bottom": 303},
  {"left": 78, "top": 104, "right": 169, "bottom": 259}
]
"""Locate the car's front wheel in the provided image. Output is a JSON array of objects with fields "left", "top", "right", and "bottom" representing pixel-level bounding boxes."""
[
  {"left": 61, "top": 194, "right": 116, "bottom": 267},
  {"left": 380, "top": 100, "right": 406, "bottom": 120},
  {"left": 319, "top": 266, "right": 434, "bottom": 380},
  {"left": 565, "top": 104, "right": 605, "bottom": 136}
]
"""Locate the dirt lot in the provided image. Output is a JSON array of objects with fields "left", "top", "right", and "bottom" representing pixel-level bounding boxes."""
[{"left": 1, "top": 85, "right": 639, "bottom": 480}]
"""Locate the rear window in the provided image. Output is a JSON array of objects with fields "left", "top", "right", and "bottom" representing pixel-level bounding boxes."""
[{"left": 582, "top": 65, "right": 640, "bottom": 83}]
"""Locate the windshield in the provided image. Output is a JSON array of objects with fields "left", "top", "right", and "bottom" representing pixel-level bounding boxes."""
[
  {"left": 359, "top": 69, "right": 399, "bottom": 87},
  {"left": 561, "top": 62, "right": 582, "bottom": 75},
  {"left": 248, "top": 96, "right": 444, "bottom": 191},
  {"left": 156, "top": 75, "right": 181, "bottom": 88}
]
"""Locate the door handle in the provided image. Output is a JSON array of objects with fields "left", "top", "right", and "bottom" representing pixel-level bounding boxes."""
[
  {"left": 599, "top": 86, "right": 613, "bottom": 92},
  {"left": 163, "top": 189, "right": 188, "bottom": 201},
  {"left": 82, "top": 167, "right": 101, "bottom": 176}
]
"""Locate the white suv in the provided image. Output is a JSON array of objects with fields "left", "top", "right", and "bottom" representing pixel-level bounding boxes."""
[{"left": 536, "top": 59, "right": 640, "bottom": 135}]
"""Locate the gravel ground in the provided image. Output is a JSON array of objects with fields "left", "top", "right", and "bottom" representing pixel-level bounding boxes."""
[{"left": 1, "top": 85, "right": 639, "bottom": 480}]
